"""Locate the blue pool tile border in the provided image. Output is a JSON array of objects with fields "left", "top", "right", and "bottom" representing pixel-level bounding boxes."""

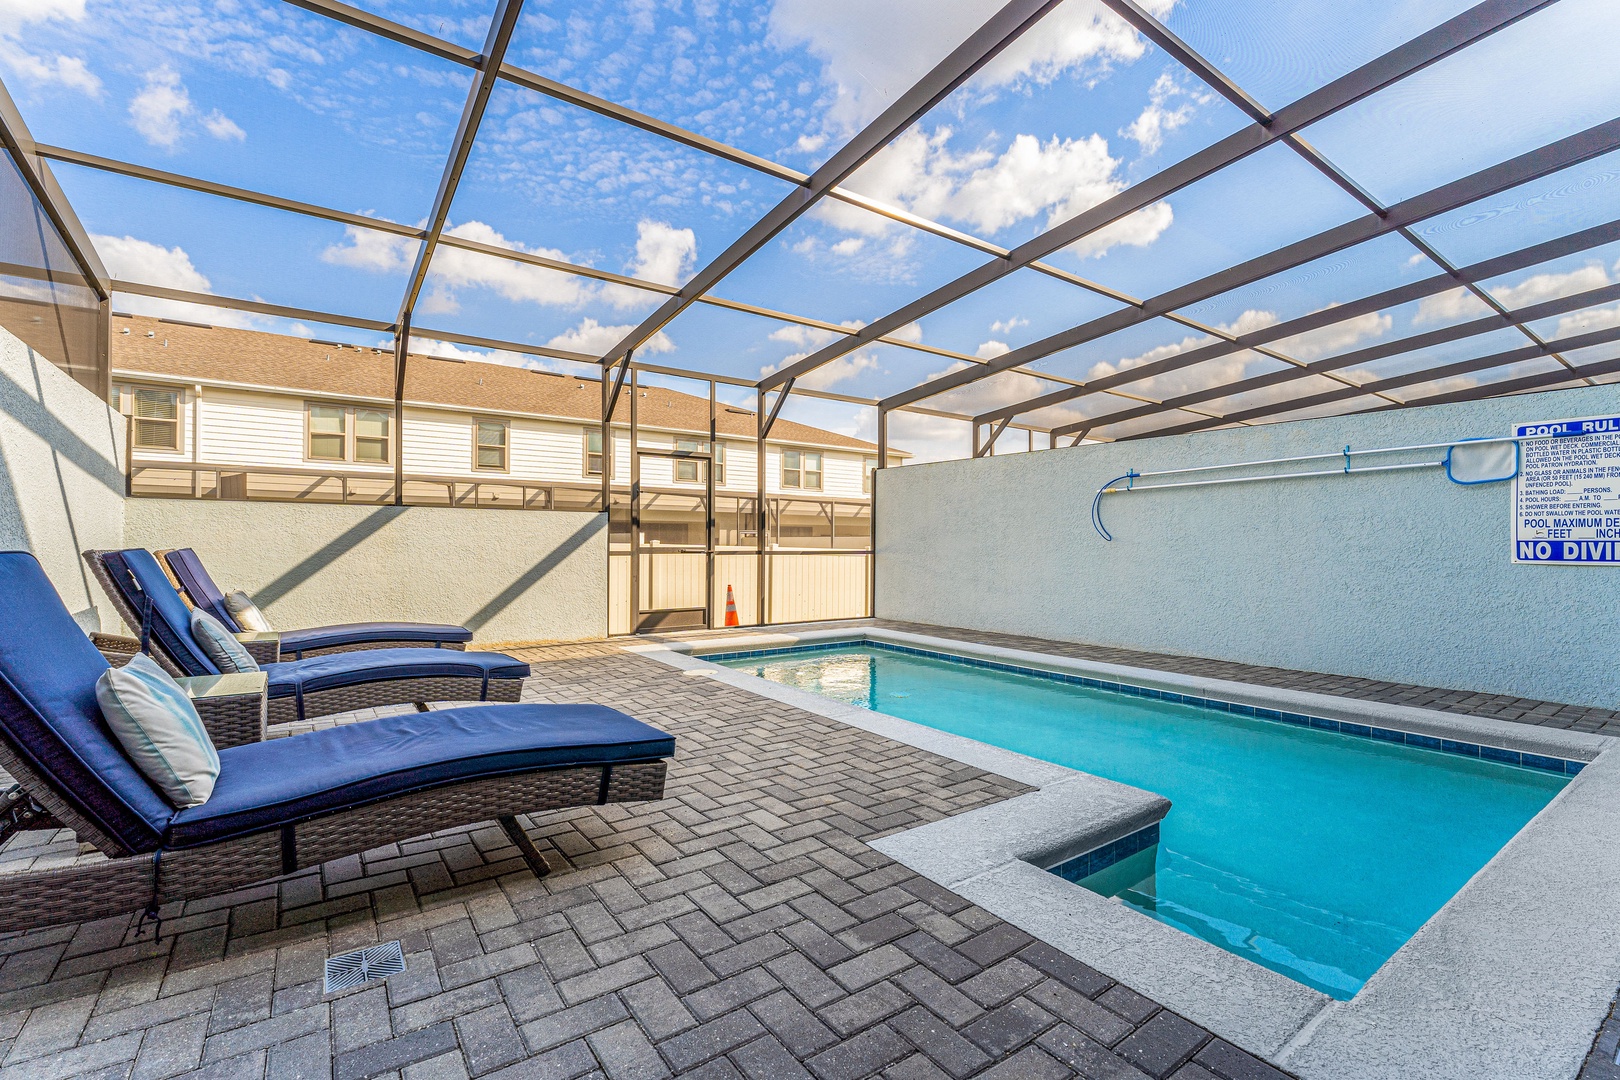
[
  {"left": 701, "top": 639, "right": 1586, "bottom": 778},
  {"left": 1048, "top": 822, "right": 1160, "bottom": 884}
]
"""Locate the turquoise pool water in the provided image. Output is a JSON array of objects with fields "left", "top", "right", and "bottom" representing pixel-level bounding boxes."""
[{"left": 714, "top": 644, "right": 1568, "bottom": 999}]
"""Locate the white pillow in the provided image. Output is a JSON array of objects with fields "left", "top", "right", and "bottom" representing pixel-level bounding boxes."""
[
  {"left": 190, "top": 609, "right": 261, "bottom": 674},
  {"left": 224, "top": 590, "right": 272, "bottom": 632},
  {"left": 96, "top": 654, "right": 220, "bottom": 808}
]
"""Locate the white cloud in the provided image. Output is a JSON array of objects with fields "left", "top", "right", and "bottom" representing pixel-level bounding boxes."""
[
  {"left": 627, "top": 220, "right": 696, "bottom": 287},
  {"left": 1415, "top": 263, "right": 1612, "bottom": 324},
  {"left": 975, "top": 339, "right": 1009, "bottom": 359},
  {"left": 321, "top": 226, "right": 417, "bottom": 273},
  {"left": 832, "top": 126, "right": 1173, "bottom": 248},
  {"left": 990, "top": 316, "right": 1028, "bottom": 334},
  {"left": 94, "top": 232, "right": 278, "bottom": 329},
  {"left": 1072, "top": 309, "right": 1278, "bottom": 400},
  {"left": 3, "top": 50, "right": 101, "bottom": 94},
  {"left": 95, "top": 233, "right": 211, "bottom": 292},
  {"left": 323, "top": 219, "right": 686, "bottom": 315},
  {"left": 128, "top": 67, "right": 243, "bottom": 148},
  {"left": 760, "top": 319, "right": 882, "bottom": 390},
  {"left": 1123, "top": 72, "right": 1200, "bottom": 155},
  {"left": 0, "top": 0, "right": 100, "bottom": 95},
  {"left": 769, "top": 0, "right": 1172, "bottom": 134},
  {"left": 545, "top": 318, "right": 673, "bottom": 356},
  {"left": 1554, "top": 303, "right": 1620, "bottom": 339},
  {"left": 201, "top": 109, "right": 245, "bottom": 141},
  {"left": 1270, "top": 308, "right": 1392, "bottom": 360},
  {"left": 129, "top": 67, "right": 190, "bottom": 148}
]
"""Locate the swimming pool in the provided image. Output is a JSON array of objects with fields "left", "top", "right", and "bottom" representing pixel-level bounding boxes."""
[{"left": 712, "top": 642, "right": 1569, "bottom": 999}]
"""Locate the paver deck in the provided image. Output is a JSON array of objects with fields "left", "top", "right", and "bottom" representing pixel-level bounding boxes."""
[{"left": 0, "top": 623, "right": 1609, "bottom": 1079}]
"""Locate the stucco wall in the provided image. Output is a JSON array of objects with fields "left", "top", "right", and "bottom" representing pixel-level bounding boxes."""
[
  {"left": 877, "top": 385, "right": 1620, "bottom": 708},
  {"left": 0, "top": 326, "right": 126, "bottom": 632},
  {"left": 124, "top": 500, "right": 607, "bottom": 644}
]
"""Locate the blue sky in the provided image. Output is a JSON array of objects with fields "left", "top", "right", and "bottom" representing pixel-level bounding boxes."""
[{"left": 2, "top": 0, "right": 1617, "bottom": 459}]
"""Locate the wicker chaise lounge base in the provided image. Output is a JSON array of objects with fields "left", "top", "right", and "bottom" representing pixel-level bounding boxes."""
[
  {"left": 0, "top": 760, "right": 666, "bottom": 933},
  {"left": 0, "top": 550, "right": 676, "bottom": 934},
  {"left": 83, "top": 549, "right": 527, "bottom": 724}
]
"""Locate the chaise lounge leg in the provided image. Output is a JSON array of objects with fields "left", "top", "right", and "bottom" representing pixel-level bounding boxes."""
[
  {"left": 497, "top": 815, "right": 551, "bottom": 878},
  {"left": 413, "top": 702, "right": 430, "bottom": 712}
]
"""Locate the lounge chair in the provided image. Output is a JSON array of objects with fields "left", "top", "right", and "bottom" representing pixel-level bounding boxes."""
[
  {"left": 160, "top": 547, "right": 473, "bottom": 660},
  {"left": 0, "top": 550, "right": 673, "bottom": 932},
  {"left": 85, "top": 549, "right": 528, "bottom": 727}
]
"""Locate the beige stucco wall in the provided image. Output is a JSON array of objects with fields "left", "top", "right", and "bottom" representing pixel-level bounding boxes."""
[
  {"left": 0, "top": 326, "right": 126, "bottom": 632},
  {"left": 124, "top": 499, "right": 608, "bottom": 644},
  {"left": 877, "top": 385, "right": 1620, "bottom": 708}
]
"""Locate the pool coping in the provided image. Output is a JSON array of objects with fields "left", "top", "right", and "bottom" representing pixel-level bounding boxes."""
[{"left": 625, "top": 628, "right": 1620, "bottom": 1079}]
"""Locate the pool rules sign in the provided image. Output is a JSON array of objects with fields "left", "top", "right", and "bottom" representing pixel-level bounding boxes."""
[{"left": 1512, "top": 414, "right": 1620, "bottom": 564}]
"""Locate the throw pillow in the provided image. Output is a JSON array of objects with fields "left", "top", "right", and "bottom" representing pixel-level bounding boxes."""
[
  {"left": 224, "top": 590, "right": 273, "bottom": 632},
  {"left": 95, "top": 654, "right": 221, "bottom": 808},
  {"left": 191, "top": 609, "right": 261, "bottom": 674}
]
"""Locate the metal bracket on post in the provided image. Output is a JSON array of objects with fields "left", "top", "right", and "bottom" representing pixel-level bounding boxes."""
[
  {"left": 761, "top": 378, "right": 795, "bottom": 441},
  {"left": 974, "top": 416, "right": 1011, "bottom": 458}
]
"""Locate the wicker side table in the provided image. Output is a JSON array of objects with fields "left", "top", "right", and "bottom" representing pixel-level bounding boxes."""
[
  {"left": 178, "top": 672, "right": 268, "bottom": 748},
  {"left": 232, "top": 632, "right": 281, "bottom": 666}
]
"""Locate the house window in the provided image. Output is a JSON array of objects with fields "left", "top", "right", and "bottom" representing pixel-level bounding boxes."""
[
  {"left": 306, "top": 403, "right": 390, "bottom": 463},
  {"left": 355, "top": 410, "right": 391, "bottom": 463},
  {"left": 307, "top": 404, "right": 347, "bottom": 461},
  {"left": 585, "top": 429, "right": 604, "bottom": 476},
  {"left": 475, "top": 420, "right": 508, "bottom": 471},
  {"left": 675, "top": 439, "right": 702, "bottom": 483},
  {"left": 672, "top": 440, "right": 725, "bottom": 484},
  {"left": 128, "top": 386, "right": 180, "bottom": 451},
  {"left": 863, "top": 457, "right": 877, "bottom": 494},
  {"left": 782, "top": 449, "right": 822, "bottom": 491}
]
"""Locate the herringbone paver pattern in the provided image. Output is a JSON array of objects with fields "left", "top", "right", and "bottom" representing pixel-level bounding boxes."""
[{"left": 0, "top": 640, "right": 1293, "bottom": 1080}]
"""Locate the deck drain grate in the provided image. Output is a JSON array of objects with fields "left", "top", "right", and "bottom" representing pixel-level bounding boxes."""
[{"left": 324, "top": 941, "right": 405, "bottom": 994}]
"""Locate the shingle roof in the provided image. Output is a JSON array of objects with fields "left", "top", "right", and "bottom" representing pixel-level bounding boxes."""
[{"left": 109, "top": 313, "right": 900, "bottom": 455}]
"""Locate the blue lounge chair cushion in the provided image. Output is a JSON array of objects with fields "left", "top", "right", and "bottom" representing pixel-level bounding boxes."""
[
  {"left": 0, "top": 553, "right": 171, "bottom": 851},
  {"left": 166, "top": 704, "right": 674, "bottom": 847},
  {"left": 162, "top": 549, "right": 473, "bottom": 651},
  {"left": 106, "top": 549, "right": 219, "bottom": 677},
  {"left": 279, "top": 623, "right": 476, "bottom": 658},
  {"left": 262, "top": 648, "right": 529, "bottom": 700},
  {"left": 160, "top": 548, "right": 237, "bottom": 629}
]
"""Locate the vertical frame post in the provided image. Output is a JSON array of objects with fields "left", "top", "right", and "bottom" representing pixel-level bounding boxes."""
[{"left": 756, "top": 387, "right": 767, "bottom": 627}]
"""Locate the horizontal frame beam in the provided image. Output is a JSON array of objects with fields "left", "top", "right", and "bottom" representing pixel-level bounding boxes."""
[
  {"left": 885, "top": 111, "right": 1620, "bottom": 410},
  {"left": 594, "top": 0, "right": 1070, "bottom": 368},
  {"left": 985, "top": 215, "right": 1620, "bottom": 427},
  {"left": 1120, "top": 320, "right": 1620, "bottom": 441},
  {"left": 1053, "top": 278, "right": 1620, "bottom": 438},
  {"left": 762, "top": 0, "right": 1554, "bottom": 395}
]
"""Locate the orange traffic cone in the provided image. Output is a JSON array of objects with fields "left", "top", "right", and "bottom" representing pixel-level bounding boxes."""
[{"left": 724, "top": 585, "right": 740, "bottom": 627}]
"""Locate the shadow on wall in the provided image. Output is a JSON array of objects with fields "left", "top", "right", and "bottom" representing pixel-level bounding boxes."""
[
  {"left": 0, "top": 350, "right": 124, "bottom": 632},
  {"left": 0, "top": 362, "right": 124, "bottom": 496},
  {"left": 222, "top": 504, "right": 608, "bottom": 636},
  {"left": 464, "top": 515, "right": 604, "bottom": 631},
  {"left": 252, "top": 507, "right": 404, "bottom": 607}
]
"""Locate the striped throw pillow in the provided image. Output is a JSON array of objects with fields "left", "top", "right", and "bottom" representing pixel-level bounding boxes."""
[
  {"left": 190, "top": 609, "right": 260, "bottom": 674},
  {"left": 95, "top": 654, "right": 221, "bottom": 808}
]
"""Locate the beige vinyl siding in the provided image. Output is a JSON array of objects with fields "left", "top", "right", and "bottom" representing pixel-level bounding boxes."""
[
  {"left": 509, "top": 418, "right": 595, "bottom": 481},
  {"left": 194, "top": 390, "right": 306, "bottom": 468},
  {"left": 400, "top": 409, "right": 471, "bottom": 476},
  {"left": 819, "top": 452, "right": 867, "bottom": 498}
]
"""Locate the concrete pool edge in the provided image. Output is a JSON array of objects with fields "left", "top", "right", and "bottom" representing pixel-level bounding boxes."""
[{"left": 627, "top": 631, "right": 1620, "bottom": 1078}]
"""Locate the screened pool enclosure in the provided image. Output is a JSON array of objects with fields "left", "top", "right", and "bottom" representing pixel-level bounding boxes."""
[{"left": 2, "top": 0, "right": 1616, "bottom": 631}]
